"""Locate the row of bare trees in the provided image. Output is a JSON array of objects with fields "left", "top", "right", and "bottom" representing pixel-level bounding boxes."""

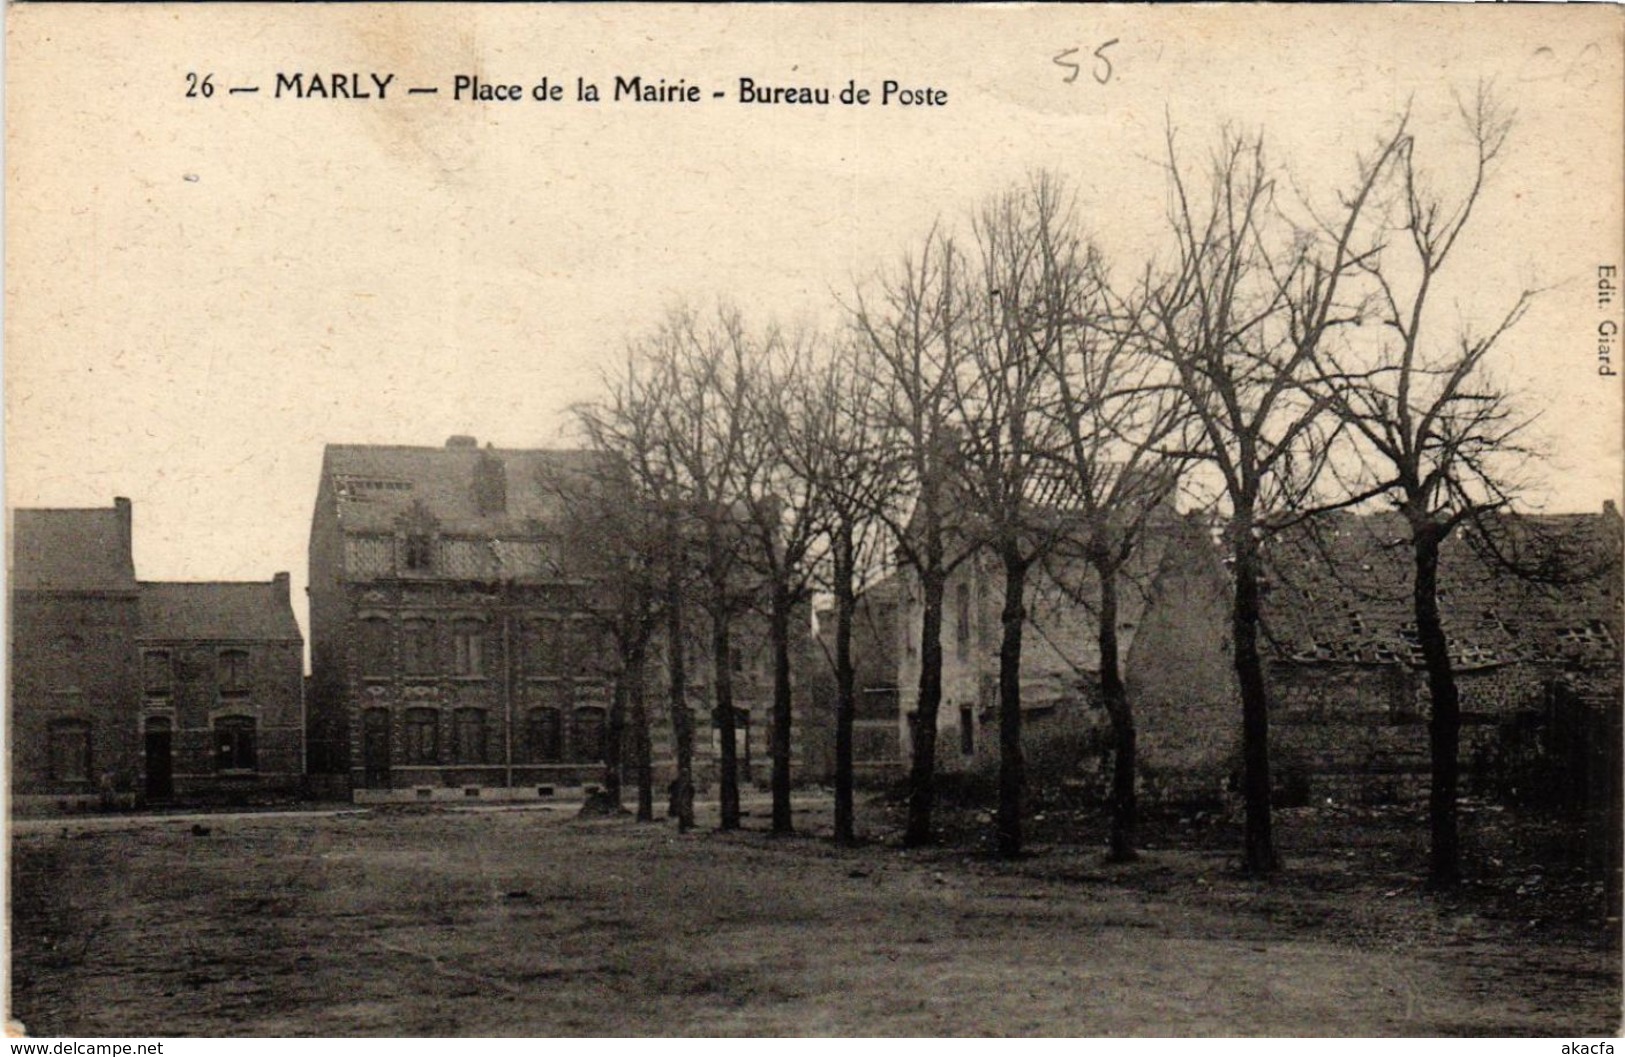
[{"left": 563, "top": 89, "right": 1535, "bottom": 885}]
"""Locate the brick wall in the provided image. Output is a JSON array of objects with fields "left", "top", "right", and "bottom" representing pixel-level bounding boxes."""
[
  {"left": 10, "top": 591, "right": 142, "bottom": 796},
  {"left": 140, "top": 638, "right": 304, "bottom": 798}
]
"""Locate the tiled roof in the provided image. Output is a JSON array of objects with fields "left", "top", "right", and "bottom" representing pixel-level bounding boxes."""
[
  {"left": 11, "top": 506, "right": 136, "bottom": 592},
  {"left": 322, "top": 442, "right": 605, "bottom": 536},
  {"left": 1262, "top": 509, "right": 1622, "bottom": 669},
  {"left": 138, "top": 580, "right": 301, "bottom": 642}
]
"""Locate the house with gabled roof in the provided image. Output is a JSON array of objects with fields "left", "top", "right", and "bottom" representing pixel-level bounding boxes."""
[
  {"left": 10, "top": 498, "right": 305, "bottom": 808},
  {"left": 884, "top": 492, "right": 1620, "bottom": 805},
  {"left": 137, "top": 577, "right": 304, "bottom": 801},
  {"left": 9, "top": 500, "right": 142, "bottom": 803}
]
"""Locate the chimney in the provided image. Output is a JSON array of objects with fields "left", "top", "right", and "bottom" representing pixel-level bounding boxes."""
[
  {"left": 113, "top": 496, "right": 133, "bottom": 567},
  {"left": 473, "top": 447, "right": 508, "bottom": 516},
  {"left": 273, "top": 571, "right": 291, "bottom": 603},
  {"left": 446, "top": 435, "right": 478, "bottom": 449},
  {"left": 1605, "top": 499, "right": 1619, "bottom": 520}
]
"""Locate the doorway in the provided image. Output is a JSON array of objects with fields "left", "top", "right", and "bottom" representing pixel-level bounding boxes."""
[
  {"left": 144, "top": 716, "right": 173, "bottom": 800},
  {"left": 362, "top": 708, "right": 392, "bottom": 788}
]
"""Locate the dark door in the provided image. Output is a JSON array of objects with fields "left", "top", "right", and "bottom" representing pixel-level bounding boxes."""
[
  {"left": 363, "top": 708, "right": 392, "bottom": 788},
  {"left": 144, "top": 718, "right": 173, "bottom": 800}
]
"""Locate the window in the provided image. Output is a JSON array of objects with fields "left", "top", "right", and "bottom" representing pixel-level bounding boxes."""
[
  {"left": 218, "top": 650, "right": 249, "bottom": 694},
  {"left": 214, "top": 716, "right": 257, "bottom": 772},
  {"left": 959, "top": 705, "right": 975, "bottom": 756},
  {"left": 405, "top": 533, "right": 434, "bottom": 571},
  {"left": 558, "top": 621, "right": 592, "bottom": 675},
  {"left": 453, "top": 620, "right": 485, "bottom": 677},
  {"left": 403, "top": 620, "right": 436, "bottom": 676},
  {"left": 955, "top": 582, "right": 972, "bottom": 661},
  {"left": 143, "top": 650, "right": 173, "bottom": 695},
  {"left": 524, "top": 619, "right": 563, "bottom": 676},
  {"left": 527, "top": 707, "right": 562, "bottom": 763},
  {"left": 453, "top": 708, "right": 487, "bottom": 765},
  {"left": 573, "top": 706, "right": 606, "bottom": 763},
  {"left": 48, "top": 719, "right": 91, "bottom": 783},
  {"left": 405, "top": 708, "right": 439, "bottom": 765},
  {"left": 360, "top": 618, "right": 391, "bottom": 677}
]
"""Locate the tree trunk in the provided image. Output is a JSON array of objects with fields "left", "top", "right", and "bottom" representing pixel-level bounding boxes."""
[
  {"left": 1095, "top": 557, "right": 1136, "bottom": 862},
  {"left": 1231, "top": 522, "right": 1279, "bottom": 876},
  {"left": 712, "top": 601, "right": 742, "bottom": 831},
  {"left": 768, "top": 579, "right": 795, "bottom": 835},
  {"left": 995, "top": 553, "right": 1029, "bottom": 859},
  {"left": 666, "top": 557, "right": 695, "bottom": 832},
  {"left": 628, "top": 637, "right": 654, "bottom": 822},
  {"left": 905, "top": 559, "right": 947, "bottom": 847},
  {"left": 832, "top": 520, "right": 858, "bottom": 845},
  {"left": 1413, "top": 522, "right": 1461, "bottom": 888},
  {"left": 604, "top": 668, "right": 627, "bottom": 811}
]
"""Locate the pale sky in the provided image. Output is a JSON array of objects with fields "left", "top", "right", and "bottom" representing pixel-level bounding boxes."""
[{"left": 7, "top": 5, "right": 1622, "bottom": 656}]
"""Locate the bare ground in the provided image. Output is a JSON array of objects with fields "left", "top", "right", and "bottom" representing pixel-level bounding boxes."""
[{"left": 8, "top": 798, "right": 1620, "bottom": 1036}]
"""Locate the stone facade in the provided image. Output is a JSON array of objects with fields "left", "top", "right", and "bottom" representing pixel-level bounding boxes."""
[{"left": 894, "top": 511, "right": 1237, "bottom": 777}]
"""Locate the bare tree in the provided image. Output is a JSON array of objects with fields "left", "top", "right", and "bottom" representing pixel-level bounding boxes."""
[
  {"left": 848, "top": 226, "right": 979, "bottom": 847},
  {"left": 575, "top": 348, "right": 694, "bottom": 827},
  {"left": 795, "top": 341, "right": 897, "bottom": 844},
  {"left": 737, "top": 329, "right": 834, "bottom": 835},
  {"left": 1141, "top": 122, "right": 1403, "bottom": 874},
  {"left": 1312, "top": 87, "right": 1534, "bottom": 887},
  {"left": 662, "top": 492, "right": 698, "bottom": 832},
  {"left": 535, "top": 443, "right": 663, "bottom": 819},
  {"left": 947, "top": 172, "right": 1093, "bottom": 859},
  {"left": 644, "top": 303, "right": 765, "bottom": 833},
  {"left": 1037, "top": 270, "right": 1188, "bottom": 862}
]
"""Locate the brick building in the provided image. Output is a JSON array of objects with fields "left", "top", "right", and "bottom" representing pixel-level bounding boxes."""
[
  {"left": 10, "top": 500, "right": 142, "bottom": 804},
  {"left": 306, "top": 436, "right": 792, "bottom": 801},
  {"left": 10, "top": 499, "right": 304, "bottom": 808},
  {"left": 136, "top": 577, "right": 304, "bottom": 801}
]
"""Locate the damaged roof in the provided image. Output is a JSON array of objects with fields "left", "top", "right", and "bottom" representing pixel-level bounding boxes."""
[{"left": 1262, "top": 508, "right": 1623, "bottom": 669}]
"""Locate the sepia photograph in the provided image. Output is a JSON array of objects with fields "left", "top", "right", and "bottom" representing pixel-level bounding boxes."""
[{"left": 5, "top": 3, "right": 1623, "bottom": 1039}]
